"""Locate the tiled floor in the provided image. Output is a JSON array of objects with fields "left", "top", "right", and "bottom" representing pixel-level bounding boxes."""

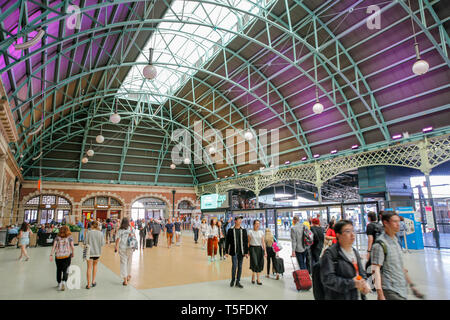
[{"left": 0, "top": 231, "right": 449, "bottom": 300}]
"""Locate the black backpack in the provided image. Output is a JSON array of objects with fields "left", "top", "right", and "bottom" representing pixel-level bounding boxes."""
[
  {"left": 371, "top": 222, "right": 383, "bottom": 242},
  {"left": 312, "top": 247, "right": 338, "bottom": 300}
]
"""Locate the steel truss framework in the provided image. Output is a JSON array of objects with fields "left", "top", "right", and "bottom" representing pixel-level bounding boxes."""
[
  {"left": 195, "top": 133, "right": 450, "bottom": 196},
  {"left": 0, "top": 0, "right": 448, "bottom": 186}
]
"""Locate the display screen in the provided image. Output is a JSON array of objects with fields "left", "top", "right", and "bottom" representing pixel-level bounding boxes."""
[{"left": 201, "top": 194, "right": 228, "bottom": 210}]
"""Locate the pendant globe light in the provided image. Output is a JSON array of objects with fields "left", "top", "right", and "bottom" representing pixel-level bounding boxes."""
[
  {"left": 143, "top": 48, "right": 157, "bottom": 80},
  {"left": 244, "top": 95, "right": 253, "bottom": 141},
  {"left": 184, "top": 157, "right": 191, "bottom": 165},
  {"left": 96, "top": 124, "right": 104, "bottom": 144},
  {"left": 312, "top": 56, "right": 324, "bottom": 115},
  {"left": 208, "top": 146, "right": 216, "bottom": 155},
  {"left": 110, "top": 100, "right": 121, "bottom": 124},
  {"left": 86, "top": 140, "right": 94, "bottom": 157},
  {"left": 170, "top": 163, "right": 176, "bottom": 170},
  {"left": 408, "top": 0, "right": 429, "bottom": 75},
  {"left": 82, "top": 157, "right": 89, "bottom": 164}
]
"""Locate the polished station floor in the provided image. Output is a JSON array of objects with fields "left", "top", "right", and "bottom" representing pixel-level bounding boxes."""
[{"left": 1, "top": 231, "right": 449, "bottom": 300}]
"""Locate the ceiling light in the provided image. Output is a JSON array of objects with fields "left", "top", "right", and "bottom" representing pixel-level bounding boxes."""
[
  {"left": 81, "top": 157, "right": 89, "bottom": 164},
  {"left": 249, "top": 169, "right": 252, "bottom": 172},
  {"left": 86, "top": 149, "right": 94, "bottom": 157},
  {"left": 259, "top": 167, "right": 265, "bottom": 171},
  {"left": 313, "top": 102, "right": 324, "bottom": 115},
  {"left": 96, "top": 134, "right": 104, "bottom": 144},
  {"left": 110, "top": 113, "right": 121, "bottom": 124},
  {"left": 422, "top": 126, "right": 433, "bottom": 133},
  {"left": 351, "top": 144, "right": 358, "bottom": 149},
  {"left": 224, "top": 175, "right": 228, "bottom": 178},
  {"left": 285, "top": 161, "right": 290, "bottom": 164},
  {"left": 96, "top": 125, "right": 104, "bottom": 143},
  {"left": 143, "top": 48, "right": 157, "bottom": 80},
  {"left": 330, "top": 149, "right": 337, "bottom": 154},
  {"left": 183, "top": 158, "right": 191, "bottom": 165},
  {"left": 244, "top": 130, "right": 253, "bottom": 141},
  {"left": 392, "top": 134, "right": 402, "bottom": 140},
  {"left": 110, "top": 100, "right": 121, "bottom": 124},
  {"left": 412, "top": 59, "right": 429, "bottom": 75},
  {"left": 170, "top": 163, "right": 176, "bottom": 169},
  {"left": 208, "top": 146, "right": 216, "bottom": 155},
  {"left": 313, "top": 154, "right": 320, "bottom": 158},
  {"left": 14, "top": 29, "right": 45, "bottom": 50},
  {"left": 301, "top": 156, "right": 307, "bottom": 161},
  {"left": 20, "top": 154, "right": 24, "bottom": 158}
]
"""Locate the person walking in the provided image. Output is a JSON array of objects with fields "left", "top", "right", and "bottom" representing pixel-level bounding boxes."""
[
  {"left": 371, "top": 212, "right": 425, "bottom": 300},
  {"left": 290, "top": 216, "right": 308, "bottom": 270},
  {"left": 264, "top": 228, "right": 279, "bottom": 280},
  {"left": 366, "top": 212, "right": 383, "bottom": 261},
  {"left": 310, "top": 218, "right": 324, "bottom": 266},
  {"left": 174, "top": 217, "right": 182, "bottom": 246},
  {"left": 165, "top": 218, "right": 174, "bottom": 249},
  {"left": 217, "top": 220, "right": 227, "bottom": 260},
  {"left": 150, "top": 219, "right": 161, "bottom": 247},
  {"left": 115, "top": 218, "right": 137, "bottom": 286},
  {"left": 138, "top": 219, "right": 147, "bottom": 249},
  {"left": 225, "top": 216, "right": 249, "bottom": 288},
  {"left": 50, "top": 225, "right": 75, "bottom": 291},
  {"left": 325, "top": 219, "right": 337, "bottom": 245},
  {"left": 18, "top": 222, "right": 32, "bottom": 261},
  {"left": 398, "top": 215, "right": 407, "bottom": 250},
  {"left": 320, "top": 220, "right": 370, "bottom": 300},
  {"left": 76, "top": 218, "right": 84, "bottom": 243},
  {"left": 84, "top": 221, "right": 105, "bottom": 289},
  {"left": 206, "top": 219, "right": 219, "bottom": 261},
  {"left": 248, "top": 220, "right": 266, "bottom": 285},
  {"left": 105, "top": 219, "right": 113, "bottom": 244},
  {"left": 200, "top": 219, "right": 208, "bottom": 249},
  {"left": 192, "top": 216, "right": 201, "bottom": 244}
]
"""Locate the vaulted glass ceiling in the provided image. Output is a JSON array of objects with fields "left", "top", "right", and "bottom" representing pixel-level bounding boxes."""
[{"left": 118, "top": 0, "right": 276, "bottom": 104}]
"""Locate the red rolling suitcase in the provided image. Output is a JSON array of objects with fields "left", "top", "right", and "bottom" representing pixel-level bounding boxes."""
[{"left": 291, "top": 257, "right": 312, "bottom": 291}]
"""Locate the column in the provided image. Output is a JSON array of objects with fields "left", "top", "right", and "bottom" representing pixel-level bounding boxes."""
[{"left": 425, "top": 174, "right": 440, "bottom": 249}]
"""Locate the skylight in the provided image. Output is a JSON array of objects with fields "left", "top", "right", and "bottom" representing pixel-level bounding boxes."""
[{"left": 117, "top": 0, "right": 275, "bottom": 105}]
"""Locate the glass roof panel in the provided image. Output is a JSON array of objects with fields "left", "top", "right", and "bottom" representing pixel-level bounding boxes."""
[{"left": 118, "top": 0, "right": 276, "bottom": 104}]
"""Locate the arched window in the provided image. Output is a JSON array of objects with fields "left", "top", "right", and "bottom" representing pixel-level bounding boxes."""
[
  {"left": 131, "top": 197, "right": 167, "bottom": 221},
  {"left": 81, "top": 196, "right": 123, "bottom": 221},
  {"left": 24, "top": 195, "right": 72, "bottom": 224}
]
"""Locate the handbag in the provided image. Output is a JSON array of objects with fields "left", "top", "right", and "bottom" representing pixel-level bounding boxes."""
[
  {"left": 82, "top": 244, "right": 90, "bottom": 261},
  {"left": 146, "top": 233, "right": 153, "bottom": 240},
  {"left": 272, "top": 237, "right": 283, "bottom": 252}
]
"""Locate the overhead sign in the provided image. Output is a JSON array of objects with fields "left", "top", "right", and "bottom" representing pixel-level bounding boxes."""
[{"left": 201, "top": 194, "right": 228, "bottom": 210}]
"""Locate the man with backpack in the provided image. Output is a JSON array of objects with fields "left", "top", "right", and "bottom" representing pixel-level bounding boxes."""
[
  {"left": 290, "top": 216, "right": 313, "bottom": 270},
  {"left": 366, "top": 212, "right": 383, "bottom": 261},
  {"left": 371, "top": 212, "right": 424, "bottom": 300}
]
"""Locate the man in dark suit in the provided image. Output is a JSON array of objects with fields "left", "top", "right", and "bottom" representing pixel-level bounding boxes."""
[{"left": 225, "top": 216, "right": 249, "bottom": 288}]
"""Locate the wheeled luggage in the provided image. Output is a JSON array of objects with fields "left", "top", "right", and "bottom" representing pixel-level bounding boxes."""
[
  {"left": 291, "top": 257, "right": 312, "bottom": 291},
  {"left": 273, "top": 256, "right": 285, "bottom": 275},
  {"left": 146, "top": 238, "right": 154, "bottom": 248}
]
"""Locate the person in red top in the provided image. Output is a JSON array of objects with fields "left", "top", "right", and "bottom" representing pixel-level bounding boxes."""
[
  {"left": 130, "top": 219, "right": 135, "bottom": 230},
  {"left": 325, "top": 219, "right": 338, "bottom": 244}
]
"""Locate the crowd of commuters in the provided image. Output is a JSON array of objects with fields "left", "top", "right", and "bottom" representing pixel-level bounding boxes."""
[{"left": 4, "top": 209, "right": 424, "bottom": 300}]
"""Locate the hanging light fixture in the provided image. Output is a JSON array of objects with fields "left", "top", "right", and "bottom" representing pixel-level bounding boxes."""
[
  {"left": 170, "top": 163, "right": 176, "bottom": 169},
  {"left": 86, "top": 141, "right": 94, "bottom": 157},
  {"left": 408, "top": 0, "right": 429, "bottom": 75},
  {"left": 96, "top": 124, "right": 104, "bottom": 143},
  {"left": 184, "top": 157, "right": 191, "bottom": 165},
  {"left": 312, "top": 87, "right": 324, "bottom": 114},
  {"left": 110, "top": 99, "right": 121, "bottom": 124},
  {"left": 244, "top": 95, "right": 254, "bottom": 140},
  {"left": 208, "top": 146, "right": 216, "bottom": 155},
  {"left": 82, "top": 157, "right": 89, "bottom": 164},
  {"left": 143, "top": 48, "right": 157, "bottom": 80}
]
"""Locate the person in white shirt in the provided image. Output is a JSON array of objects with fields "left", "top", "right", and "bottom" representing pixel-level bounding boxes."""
[
  {"left": 248, "top": 220, "right": 267, "bottom": 285},
  {"left": 200, "top": 219, "right": 208, "bottom": 250},
  {"left": 206, "top": 219, "right": 219, "bottom": 261}
]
